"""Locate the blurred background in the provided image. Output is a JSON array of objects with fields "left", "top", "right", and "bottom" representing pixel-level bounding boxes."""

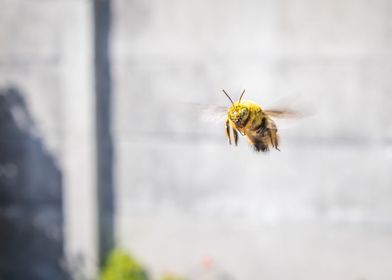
[{"left": 1, "top": 0, "right": 392, "bottom": 279}]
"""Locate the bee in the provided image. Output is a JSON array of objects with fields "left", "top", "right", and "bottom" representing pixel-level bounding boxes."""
[{"left": 222, "top": 89, "right": 299, "bottom": 152}]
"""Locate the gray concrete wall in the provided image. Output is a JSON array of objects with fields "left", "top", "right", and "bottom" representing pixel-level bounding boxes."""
[{"left": 112, "top": 0, "right": 392, "bottom": 279}]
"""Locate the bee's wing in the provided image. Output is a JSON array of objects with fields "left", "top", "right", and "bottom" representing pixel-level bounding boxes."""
[
  {"left": 184, "top": 102, "right": 227, "bottom": 123},
  {"left": 264, "top": 107, "right": 308, "bottom": 130},
  {"left": 200, "top": 105, "right": 227, "bottom": 123},
  {"left": 263, "top": 92, "right": 313, "bottom": 119},
  {"left": 264, "top": 108, "right": 303, "bottom": 119}
]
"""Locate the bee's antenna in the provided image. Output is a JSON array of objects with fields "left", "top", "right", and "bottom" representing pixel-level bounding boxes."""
[
  {"left": 222, "top": 89, "right": 234, "bottom": 106},
  {"left": 238, "top": 89, "right": 246, "bottom": 103}
]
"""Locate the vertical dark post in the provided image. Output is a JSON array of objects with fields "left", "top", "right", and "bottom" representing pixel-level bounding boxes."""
[{"left": 93, "top": 0, "right": 114, "bottom": 266}]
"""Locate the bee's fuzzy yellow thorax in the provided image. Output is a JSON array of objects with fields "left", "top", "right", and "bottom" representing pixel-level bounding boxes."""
[
  {"left": 228, "top": 100, "right": 261, "bottom": 116},
  {"left": 235, "top": 99, "right": 262, "bottom": 108}
]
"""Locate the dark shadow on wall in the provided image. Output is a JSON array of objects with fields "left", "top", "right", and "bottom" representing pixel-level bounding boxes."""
[{"left": 0, "top": 87, "right": 70, "bottom": 280}]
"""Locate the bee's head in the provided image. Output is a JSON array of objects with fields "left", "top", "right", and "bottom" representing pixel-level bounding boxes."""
[
  {"left": 222, "top": 89, "right": 249, "bottom": 127},
  {"left": 228, "top": 104, "right": 249, "bottom": 127}
]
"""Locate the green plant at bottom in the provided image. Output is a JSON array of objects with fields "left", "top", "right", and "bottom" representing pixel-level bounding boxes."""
[
  {"left": 100, "top": 249, "right": 149, "bottom": 280},
  {"left": 160, "top": 274, "right": 186, "bottom": 280}
]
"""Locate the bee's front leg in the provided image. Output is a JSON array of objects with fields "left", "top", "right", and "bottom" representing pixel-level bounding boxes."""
[
  {"left": 225, "top": 119, "right": 232, "bottom": 145},
  {"left": 233, "top": 127, "right": 238, "bottom": 146}
]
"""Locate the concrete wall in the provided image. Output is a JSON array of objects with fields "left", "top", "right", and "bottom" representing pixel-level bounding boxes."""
[{"left": 112, "top": 0, "right": 392, "bottom": 279}]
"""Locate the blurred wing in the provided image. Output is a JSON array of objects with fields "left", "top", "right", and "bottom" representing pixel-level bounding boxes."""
[
  {"left": 200, "top": 105, "right": 227, "bottom": 123},
  {"left": 263, "top": 92, "right": 313, "bottom": 120},
  {"left": 184, "top": 102, "right": 227, "bottom": 123},
  {"left": 264, "top": 107, "right": 306, "bottom": 130},
  {"left": 264, "top": 108, "right": 303, "bottom": 119}
]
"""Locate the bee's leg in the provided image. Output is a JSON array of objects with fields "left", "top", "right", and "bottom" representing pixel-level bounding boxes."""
[
  {"left": 268, "top": 129, "right": 280, "bottom": 151},
  {"left": 225, "top": 119, "right": 232, "bottom": 145},
  {"left": 275, "top": 132, "right": 280, "bottom": 151},
  {"left": 233, "top": 128, "right": 238, "bottom": 146}
]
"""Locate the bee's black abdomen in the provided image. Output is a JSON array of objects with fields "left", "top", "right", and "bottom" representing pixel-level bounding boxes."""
[{"left": 253, "top": 141, "right": 269, "bottom": 152}]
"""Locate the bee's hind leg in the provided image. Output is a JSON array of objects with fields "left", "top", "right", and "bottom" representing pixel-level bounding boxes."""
[
  {"left": 225, "top": 119, "right": 232, "bottom": 145},
  {"left": 268, "top": 129, "right": 280, "bottom": 151}
]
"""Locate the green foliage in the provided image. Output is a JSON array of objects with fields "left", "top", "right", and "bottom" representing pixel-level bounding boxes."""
[
  {"left": 160, "top": 274, "right": 186, "bottom": 280},
  {"left": 100, "top": 249, "right": 149, "bottom": 280}
]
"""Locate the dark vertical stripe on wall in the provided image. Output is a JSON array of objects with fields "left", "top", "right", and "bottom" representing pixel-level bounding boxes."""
[{"left": 93, "top": 0, "right": 114, "bottom": 266}]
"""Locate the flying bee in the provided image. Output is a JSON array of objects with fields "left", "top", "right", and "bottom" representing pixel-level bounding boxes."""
[{"left": 221, "top": 89, "right": 300, "bottom": 152}]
